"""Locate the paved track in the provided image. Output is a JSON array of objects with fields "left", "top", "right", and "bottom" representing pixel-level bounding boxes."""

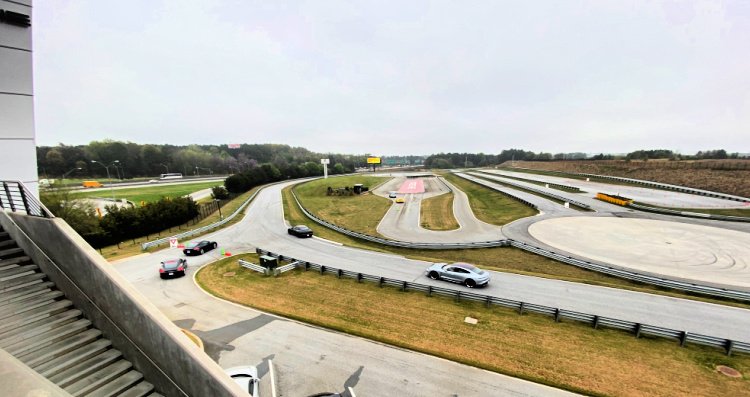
[
  {"left": 374, "top": 177, "right": 505, "bottom": 243},
  {"left": 483, "top": 169, "right": 749, "bottom": 209}
]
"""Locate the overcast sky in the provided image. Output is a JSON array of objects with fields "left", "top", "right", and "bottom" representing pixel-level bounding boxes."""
[{"left": 33, "top": 1, "right": 749, "bottom": 155}]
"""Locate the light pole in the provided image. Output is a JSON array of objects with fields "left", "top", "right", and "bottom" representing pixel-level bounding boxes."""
[
  {"left": 214, "top": 199, "right": 223, "bottom": 220},
  {"left": 91, "top": 160, "right": 119, "bottom": 201},
  {"left": 62, "top": 167, "right": 82, "bottom": 188}
]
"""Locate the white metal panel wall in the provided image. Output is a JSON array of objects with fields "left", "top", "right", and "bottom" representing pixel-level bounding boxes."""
[{"left": 0, "top": 0, "right": 37, "bottom": 195}]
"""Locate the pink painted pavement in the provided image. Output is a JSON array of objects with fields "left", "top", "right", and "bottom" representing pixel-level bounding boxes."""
[{"left": 398, "top": 179, "right": 425, "bottom": 194}]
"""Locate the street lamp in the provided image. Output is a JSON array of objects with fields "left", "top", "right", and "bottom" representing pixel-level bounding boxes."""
[
  {"left": 62, "top": 167, "right": 82, "bottom": 188},
  {"left": 91, "top": 160, "right": 119, "bottom": 201}
]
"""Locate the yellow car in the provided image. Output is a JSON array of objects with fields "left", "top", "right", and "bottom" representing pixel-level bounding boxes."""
[{"left": 395, "top": 197, "right": 405, "bottom": 203}]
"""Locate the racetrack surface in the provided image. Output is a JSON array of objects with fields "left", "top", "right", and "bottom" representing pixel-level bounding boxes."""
[
  {"left": 374, "top": 177, "right": 505, "bottom": 243},
  {"left": 484, "top": 169, "right": 749, "bottom": 209}
]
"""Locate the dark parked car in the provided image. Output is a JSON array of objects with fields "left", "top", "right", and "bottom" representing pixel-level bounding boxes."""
[
  {"left": 159, "top": 258, "right": 188, "bottom": 279},
  {"left": 425, "top": 262, "right": 490, "bottom": 288},
  {"left": 288, "top": 225, "right": 313, "bottom": 238},
  {"left": 183, "top": 240, "right": 218, "bottom": 256}
]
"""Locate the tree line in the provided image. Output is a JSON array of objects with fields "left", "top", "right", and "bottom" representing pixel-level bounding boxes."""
[{"left": 37, "top": 141, "right": 369, "bottom": 179}]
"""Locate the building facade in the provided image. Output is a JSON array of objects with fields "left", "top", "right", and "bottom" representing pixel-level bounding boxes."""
[{"left": 1, "top": 0, "right": 37, "bottom": 195}]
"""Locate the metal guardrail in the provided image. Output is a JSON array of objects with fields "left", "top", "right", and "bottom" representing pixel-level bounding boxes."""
[
  {"left": 239, "top": 259, "right": 267, "bottom": 274},
  {"left": 508, "top": 240, "right": 750, "bottom": 301},
  {"left": 508, "top": 167, "right": 750, "bottom": 203},
  {"left": 141, "top": 187, "right": 262, "bottom": 250},
  {"left": 255, "top": 248, "right": 750, "bottom": 356},
  {"left": 452, "top": 173, "right": 538, "bottom": 209},
  {"left": 467, "top": 171, "right": 592, "bottom": 210},
  {"left": 290, "top": 188, "right": 509, "bottom": 249},
  {"left": 477, "top": 170, "right": 582, "bottom": 192},
  {"left": 0, "top": 181, "right": 54, "bottom": 218},
  {"left": 628, "top": 203, "right": 750, "bottom": 223}
]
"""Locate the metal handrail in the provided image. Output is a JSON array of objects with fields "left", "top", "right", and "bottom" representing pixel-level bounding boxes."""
[{"left": 0, "top": 181, "right": 54, "bottom": 218}]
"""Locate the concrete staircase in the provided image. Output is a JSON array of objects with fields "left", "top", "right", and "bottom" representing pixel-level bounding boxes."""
[{"left": 0, "top": 227, "right": 163, "bottom": 397}]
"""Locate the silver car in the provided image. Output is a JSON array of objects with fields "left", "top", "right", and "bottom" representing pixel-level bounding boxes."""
[{"left": 425, "top": 262, "right": 490, "bottom": 288}]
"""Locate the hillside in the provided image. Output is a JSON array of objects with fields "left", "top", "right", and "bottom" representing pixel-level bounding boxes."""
[{"left": 502, "top": 160, "right": 750, "bottom": 198}]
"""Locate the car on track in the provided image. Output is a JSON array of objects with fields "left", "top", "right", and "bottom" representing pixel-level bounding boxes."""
[
  {"left": 395, "top": 197, "right": 405, "bottom": 203},
  {"left": 425, "top": 262, "right": 490, "bottom": 288},
  {"left": 288, "top": 224, "right": 313, "bottom": 238},
  {"left": 225, "top": 366, "right": 260, "bottom": 396},
  {"left": 183, "top": 240, "right": 218, "bottom": 256},
  {"left": 159, "top": 258, "right": 188, "bottom": 279},
  {"left": 388, "top": 191, "right": 397, "bottom": 198}
]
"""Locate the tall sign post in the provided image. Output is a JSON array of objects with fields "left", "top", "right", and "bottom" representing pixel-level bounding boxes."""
[
  {"left": 321, "top": 159, "right": 330, "bottom": 179},
  {"left": 367, "top": 157, "right": 381, "bottom": 172}
]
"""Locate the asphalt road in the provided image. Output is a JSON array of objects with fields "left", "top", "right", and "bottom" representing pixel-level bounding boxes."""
[
  {"left": 483, "top": 169, "right": 749, "bottom": 209},
  {"left": 374, "top": 177, "right": 505, "bottom": 243}
]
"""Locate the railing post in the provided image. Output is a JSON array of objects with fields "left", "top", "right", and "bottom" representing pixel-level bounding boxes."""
[
  {"left": 554, "top": 308, "right": 561, "bottom": 323},
  {"left": 320, "top": 265, "right": 325, "bottom": 274},
  {"left": 337, "top": 269, "right": 342, "bottom": 278},
  {"left": 3, "top": 182, "right": 15, "bottom": 212},
  {"left": 679, "top": 331, "right": 688, "bottom": 347},
  {"left": 455, "top": 291, "right": 461, "bottom": 302},
  {"left": 426, "top": 286, "right": 432, "bottom": 296},
  {"left": 378, "top": 277, "right": 384, "bottom": 287},
  {"left": 592, "top": 315, "right": 599, "bottom": 329},
  {"left": 518, "top": 302, "right": 525, "bottom": 315},
  {"left": 725, "top": 340, "right": 734, "bottom": 356},
  {"left": 634, "top": 323, "right": 642, "bottom": 338},
  {"left": 485, "top": 296, "right": 491, "bottom": 308},
  {"left": 356, "top": 273, "right": 362, "bottom": 282},
  {"left": 304, "top": 262, "right": 310, "bottom": 271},
  {"left": 401, "top": 281, "right": 407, "bottom": 292}
]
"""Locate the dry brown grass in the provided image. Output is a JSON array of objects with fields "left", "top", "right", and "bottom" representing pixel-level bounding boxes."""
[
  {"left": 509, "top": 160, "right": 750, "bottom": 198},
  {"left": 420, "top": 192, "right": 460, "bottom": 230},
  {"left": 197, "top": 255, "right": 750, "bottom": 397}
]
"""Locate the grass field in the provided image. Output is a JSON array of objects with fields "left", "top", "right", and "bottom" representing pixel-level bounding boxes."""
[
  {"left": 282, "top": 180, "right": 749, "bottom": 308},
  {"left": 293, "top": 176, "right": 392, "bottom": 235},
  {"left": 419, "top": 190, "right": 459, "bottom": 230},
  {"left": 197, "top": 255, "right": 750, "bottom": 397},
  {"left": 443, "top": 173, "right": 537, "bottom": 224},
  {"left": 70, "top": 181, "right": 222, "bottom": 203}
]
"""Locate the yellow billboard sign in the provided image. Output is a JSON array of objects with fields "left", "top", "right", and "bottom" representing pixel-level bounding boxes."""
[{"left": 367, "top": 157, "right": 381, "bottom": 164}]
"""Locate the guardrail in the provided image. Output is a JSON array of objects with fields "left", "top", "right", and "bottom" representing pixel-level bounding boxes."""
[
  {"left": 452, "top": 173, "right": 538, "bottom": 209},
  {"left": 255, "top": 248, "right": 750, "bottom": 356},
  {"left": 290, "top": 188, "right": 509, "bottom": 249},
  {"left": 477, "top": 170, "right": 582, "bottom": 192},
  {"left": 507, "top": 167, "right": 750, "bottom": 203},
  {"left": 0, "top": 181, "right": 54, "bottom": 218},
  {"left": 467, "top": 171, "right": 591, "bottom": 210},
  {"left": 239, "top": 259, "right": 268, "bottom": 274},
  {"left": 141, "top": 187, "right": 262, "bottom": 250},
  {"left": 508, "top": 240, "right": 750, "bottom": 301},
  {"left": 628, "top": 203, "right": 750, "bottom": 223}
]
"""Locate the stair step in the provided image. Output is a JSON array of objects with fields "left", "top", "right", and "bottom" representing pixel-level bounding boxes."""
[
  {"left": 35, "top": 339, "right": 113, "bottom": 377},
  {"left": 64, "top": 360, "right": 132, "bottom": 396},
  {"left": 0, "top": 256, "right": 31, "bottom": 270},
  {"left": 118, "top": 381, "right": 155, "bottom": 397},
  {"left": 0, "top": 280, "right": 54, "bottom": 306},
  {"left": 0, "top": 272, "right": 47, "bottom": 293},
  {"left": 49, "top": 349, "right": 123, "bottom": 387},
  {"left": 0, "top": 299, "right": 73, "bottom": 333},
  {"left": 0, "top": 308, "right": 81, "bottom": 343},
  {"left": 0, "top": 264, "right": 39, "bottom": 280},
  {"left": 0, "top": 290, "right": 65, "bottom": 320},
  {"left": 0, "top": 231, "right": 9, "bottom": 240},
  {"left": 0, "top": 239, "right": 15, "bottom": 249},
  {"left": 18, "top": 328, "right": 102, "bottom": 367},
  {"left": 0, "top": 247, "right": 24, "bottom": 259},
  {"left": 86, "top": 370, "right": 144, "bottom": 397},
  {"left": 5, "top": 318, "right": 91, "bottom": 356}
]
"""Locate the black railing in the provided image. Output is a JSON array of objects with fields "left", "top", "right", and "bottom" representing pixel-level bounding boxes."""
[{"left": 0, "top": 181, "right": 53, "bottom": 218}]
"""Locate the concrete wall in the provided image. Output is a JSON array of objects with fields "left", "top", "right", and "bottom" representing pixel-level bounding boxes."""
[
  {"left": 0, "top": 211, "right": 245, "bottom": 396},
  {"left": 0, "top": 0, "right": 38, "bottom": 196}
]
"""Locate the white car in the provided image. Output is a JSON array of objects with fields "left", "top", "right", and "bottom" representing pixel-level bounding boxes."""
[{"left": 225, "top": 366, "right": 260, "bottom": 396}]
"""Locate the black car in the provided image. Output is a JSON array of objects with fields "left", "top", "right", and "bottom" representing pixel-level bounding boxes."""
[
  {"left": 159, "top": 258, "right": 188, "bottom": 279},
  {"left": 183, "top": 240, "right": 218, "bottom": 256},
  {"left": 288, "top": 225, "right": 313, "bottom": 238}
]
